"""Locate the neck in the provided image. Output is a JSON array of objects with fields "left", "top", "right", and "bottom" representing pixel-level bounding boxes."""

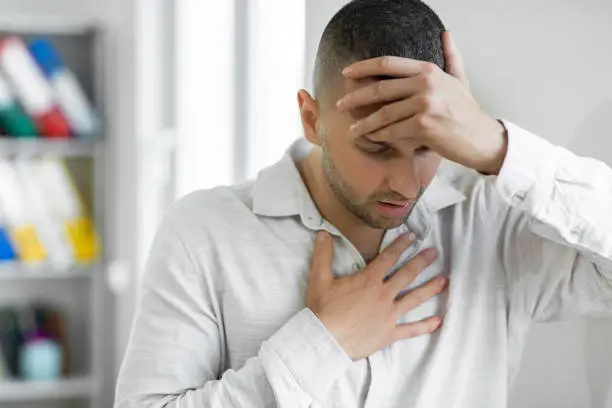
[{"left": 298, "top": 148, "right": 384, "bottom": 262}]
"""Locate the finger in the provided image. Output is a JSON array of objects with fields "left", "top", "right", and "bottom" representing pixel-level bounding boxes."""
[
  {"left": 348, "top": 97, "right": 424, "bottom": 138},
  {"left": 363, "top": 114, "right": 431, "bottom": 145},
  {"left": 386, "top": 247, "right": 439, "bottom": 294},
  {"left": 394, "top": 274, "right": 448, "bottom": 316},
  {"left": 308, "top": 231, "right": 335, "bottom": 289},
  {"left": 343, "top": 56, "right": 432, "bottom": 79},
  {"left": 442, "top": 31, "right": 470, "bottom": 89},
  {"left": 365, "top": 232, "right": 416, "bottom": 281},
  {"left": 393, "top": 316, "right": 443, "bottom": 342},
  {"left": 336, "top": 77, "right": 420, "bottom": 111}
]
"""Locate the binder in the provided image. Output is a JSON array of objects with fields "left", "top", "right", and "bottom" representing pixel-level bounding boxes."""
[
  {"left": 0, "top": 201, "right": 17, "bottom": 262},
  {"left": 0, "top": 37, "right": 71, "bottom": 138},
  {"left": 0, "top": 71, "right": 37, "bottom": 137},
  {"left": 13, "top": 159, "right": 74, "bottom": 269},
  {"left": 31, "top": 158, "right": 100, "bottom": 263},
  {"left": 0, "top": 160, "right": 46, "bottom": 263},
  {"left": 29, "top": 38, "right": 99, "bottom": 138}
]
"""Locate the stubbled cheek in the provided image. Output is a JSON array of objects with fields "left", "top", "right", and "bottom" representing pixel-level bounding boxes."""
[
  {"left": 420, "top": 157, "right": 442, "bottom": 183},
  {"left": 341, "top": 155, "right": 385, "bottom": 191}
]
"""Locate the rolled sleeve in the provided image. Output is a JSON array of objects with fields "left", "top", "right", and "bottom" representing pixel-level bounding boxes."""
[
  {"left": 493, "top": 120, "right": 561, "bottom": 216},
  {"left": 260, "top": 308, "right": 353, "bottom": 405},
  {"left": 486, "top": 120, "right": 612, "bottom": 322}
]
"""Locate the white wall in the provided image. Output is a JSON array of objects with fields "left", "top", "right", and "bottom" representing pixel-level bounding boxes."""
[{"left": 306, "top": 1, "right": 612, "bottom": 407}]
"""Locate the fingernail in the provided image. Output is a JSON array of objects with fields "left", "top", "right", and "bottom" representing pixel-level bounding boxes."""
[
  {"left": 438, "top": 275, "right": 448, "bottom": 286},
  {"left": 349, "top": 121, "right": 360, "bottom": 131},
  {"left": 336, "top": 98, "right": 346, "bottom": 109},
  {"left": 342, "top": 66, "right": 353, "bottom": 75},
  {"left": 425, "top": 248, "right": 438, "bottom": 261},
  {"left": 317, "top": 231, "right": 328, "bottom": 242},
  {"left": 407, "top": 232, "right": 416, "bottom": 242}
]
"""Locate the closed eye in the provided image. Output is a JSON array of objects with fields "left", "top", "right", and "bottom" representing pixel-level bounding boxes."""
[
  {"left": 360, "top": 143, "right": 396, "bottom": 159},
  {"left": 414, "top": 146, "right": 431, "bottom": 156}
]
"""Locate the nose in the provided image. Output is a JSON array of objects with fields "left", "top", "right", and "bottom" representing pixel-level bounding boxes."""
[{"left": 387, "top": 159, "right": 422, "bottom": 199}]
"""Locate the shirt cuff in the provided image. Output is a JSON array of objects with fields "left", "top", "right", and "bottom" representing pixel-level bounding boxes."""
[
  {"left": 489, "top": 120, "right": 561, "bottom": 217},
  {"left": 260, "top": 308, "right": 353, "bottom": 404}
]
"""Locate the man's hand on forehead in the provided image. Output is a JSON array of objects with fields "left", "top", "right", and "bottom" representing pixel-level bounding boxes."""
[{"left": 333, "top": 33, "right": 508, "bottom": 176}]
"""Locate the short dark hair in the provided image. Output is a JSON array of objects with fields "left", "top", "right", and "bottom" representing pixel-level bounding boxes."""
[{"left": 314, "top": 0, "right": 446, "bottom": 101}]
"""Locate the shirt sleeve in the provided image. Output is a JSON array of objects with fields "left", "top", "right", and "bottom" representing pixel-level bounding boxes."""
[
  {"left": 114, "top": 210, "right": 352, "bottom": 408},
  {"left": 488, "top": 120, "right": 612, "bottom": 322}
]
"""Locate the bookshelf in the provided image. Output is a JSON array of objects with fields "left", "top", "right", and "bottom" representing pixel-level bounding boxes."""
[
  {"left": 0, "top": 139, "right": 99, "bottom": 157},
  {"left": 0, "top": 263, "right": 95, "bottom": 281},
  {"left": 0, "top": 18, "right": 108, "bottom": 408},
  {"left": 0, "top": 375, "right": 94, "bottom": 401}
]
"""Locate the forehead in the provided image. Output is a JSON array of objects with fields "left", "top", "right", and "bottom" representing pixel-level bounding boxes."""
[{"left": 339, "top": 76, "right": 386, "bottom": 121}]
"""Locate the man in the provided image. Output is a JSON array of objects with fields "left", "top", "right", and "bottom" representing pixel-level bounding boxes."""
[{"left": 115, "top": 1, "right": 612, "bottom": 407}]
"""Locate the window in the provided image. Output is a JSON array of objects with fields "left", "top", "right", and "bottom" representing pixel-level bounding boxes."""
[{"left": 174, "top": 0, "right": 306, "bottom": 193}]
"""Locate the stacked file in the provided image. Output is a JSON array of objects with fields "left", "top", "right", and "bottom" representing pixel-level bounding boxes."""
[
  {"left": 0, "top": 36, "right": 98, "bottom": 139},
  {"left": 0, "top": 158, "right": 99, "bottom": 269}
]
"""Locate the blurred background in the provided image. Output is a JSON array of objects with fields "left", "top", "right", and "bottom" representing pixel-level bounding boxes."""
[{"left": 0, "top": 1, "right": 610, "bottom": 408}]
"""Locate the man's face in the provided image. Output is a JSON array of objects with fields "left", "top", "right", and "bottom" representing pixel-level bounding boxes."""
[{"left": 316, "top": 78, "right": 442, "bottom": 230}]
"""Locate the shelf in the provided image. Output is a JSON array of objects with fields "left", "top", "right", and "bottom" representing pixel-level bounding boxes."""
[
  {"left": 0, "top": 376, "right": 94, "bottom": 401},
  {"left": 0, "top": 138, "right": 100, "bottom": 158},
  {"left": 0, "top": 15, "right": 98, "bottom": 36},
  {"left": 0, "top": 263, "right": 97, "bottom": 280}
]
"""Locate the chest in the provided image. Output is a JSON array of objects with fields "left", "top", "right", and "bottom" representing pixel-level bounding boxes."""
[{"left": 214, "top": 215, "right": 506, "bottom": 371}]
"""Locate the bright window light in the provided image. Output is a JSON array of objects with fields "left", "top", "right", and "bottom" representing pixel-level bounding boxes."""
[{"left": 245, "top": 1, "right": 306, "bottom": 179}]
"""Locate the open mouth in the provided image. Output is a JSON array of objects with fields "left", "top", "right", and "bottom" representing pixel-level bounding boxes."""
[
  {"left": 376, "top": 200, "right": 412, "bottom": 217},
  {"left": 379, "top": 201, "right": 410, "bottom": 207}
]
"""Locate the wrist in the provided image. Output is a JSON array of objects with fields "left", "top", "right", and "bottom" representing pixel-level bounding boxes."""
[{"left": 479, "top": 118, "right": 508, "bottom": 175}]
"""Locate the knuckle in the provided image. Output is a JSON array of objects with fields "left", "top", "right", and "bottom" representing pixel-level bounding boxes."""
[
  {"left": 414, "top": 290, "right": 427, "bottom": 305},
  {"left": 413, "top": 113, "right": 430, "bottom": 131},
  {"left": 379, "top": 56, "right": 392, "bottom": 69},
  {"left": 420, "top": 72, "right": 437, "bottom": 90},
  {"left": 373, "top": 81, "right": 385, "bottom": 98},
  {"left": 378, "top": 104, "right": 391, "bottom": 122},
  {"left": 419, "top": 95, "right": 436, "bottom": 113},
  {"left": 363, "top": 272, "right": 381, "bottom": 288},
  {"left": 422, "top": 62, "right": 438, "bottom": 75},
  {"left": 380, "top": 250, "right": 397, "bottom": 264},
  {"left": 381, "top": 283, "right": 398, "bottom": 301},
  {"left": 399, "top": 264, "right": 418, "bottom": 282}
]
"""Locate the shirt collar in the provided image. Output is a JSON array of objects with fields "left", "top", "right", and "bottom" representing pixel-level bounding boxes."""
[{"left": 252, "top": 139, "right": 467, "bottom": 234}]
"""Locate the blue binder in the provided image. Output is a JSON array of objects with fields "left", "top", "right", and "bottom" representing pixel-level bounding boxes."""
[{"left": 0, "top": 226, "right": 16, "bottom": 261}]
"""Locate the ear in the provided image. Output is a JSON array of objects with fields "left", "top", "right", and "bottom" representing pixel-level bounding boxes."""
[{"left": 297, "top": 89, "right": 323, "bottom": 146}]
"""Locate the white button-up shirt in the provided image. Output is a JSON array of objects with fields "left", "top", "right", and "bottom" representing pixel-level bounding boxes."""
[{"left": 115, "top": 122, "right": 612, "bottom": 408}]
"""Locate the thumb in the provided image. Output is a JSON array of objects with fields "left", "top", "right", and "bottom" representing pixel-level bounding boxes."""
[
  {"left": 308, "top": 231, "right": 335, "bottom": 290},
  {"left": 443, "top": 31, "right": 470, "bottom": 89}
]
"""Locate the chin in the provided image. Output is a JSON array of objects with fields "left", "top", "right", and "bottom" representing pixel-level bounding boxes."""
[{"left": 365, "top": 215, "right": 406, "bottom": 230}]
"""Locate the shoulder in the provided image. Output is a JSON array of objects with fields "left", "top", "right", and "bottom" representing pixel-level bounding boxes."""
[
  {"left": 438, "top": 160, "right": 516, "bottom": 224},
  {"left": 160, "top": 180, "right": 257, "bottom": 244}
]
